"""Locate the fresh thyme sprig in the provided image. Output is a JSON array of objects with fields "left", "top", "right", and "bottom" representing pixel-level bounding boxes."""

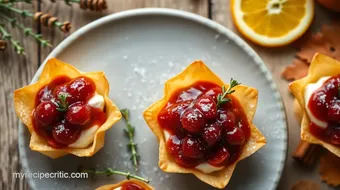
[
  {"left": 0, "top": 24, "right": 25, "bottom": 54},
  {"left": 0, "top": 13, "right": 52, "bottom": 47},
  {"left": 217, "top": 78, "right": 240, "bottom": 107},
  {"left": 121, "top": 109, "right": 139, "bottom": 171},
  {"left": 0, "top": 3, "right": 33, "bottom": 17},
  {"left": 0, "top": 3, "right": 71, "bottom": 32},
  {"left": 56, "top": 93, "right": 68, "bottom": 112},
  {"left": 79, "top": 167, "right": 149, "bottom": 183}
]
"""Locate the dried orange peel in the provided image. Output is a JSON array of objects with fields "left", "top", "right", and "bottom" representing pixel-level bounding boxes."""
[
  {"left": 96, "top": 179, "right": 154, "bottom": 190},
  {"left": 13, "top": 58, "right": 122, "bottom": 158},
  {"left": 143, "top": 61, "right": 266, "bottom": 189},
  {"left": 290, "top": 53, "right": 340, "bottom": 157}
]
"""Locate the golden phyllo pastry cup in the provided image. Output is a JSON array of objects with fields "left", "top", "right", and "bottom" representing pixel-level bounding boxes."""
[
  {"left": 96, "top": 179, "right": 154, "bottom": 190},
  {"left": 290, "top": 53, "right": 340, "bottom": 157},
  {"left": 14, "top": 58, "right": 122, "bottom": 158},
  {"left": 143, "top": 61, "right": 266, "bottom": 189}
]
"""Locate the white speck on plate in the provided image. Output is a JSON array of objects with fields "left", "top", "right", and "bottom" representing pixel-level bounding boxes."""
[{"left": 168, "top": 61, "right": 174, "bottom": 68}]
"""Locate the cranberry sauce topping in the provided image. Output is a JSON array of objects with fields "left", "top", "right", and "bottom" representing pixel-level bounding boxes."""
[
  {"left": 32, "top": 76, "right": 106, "bottom": 148},
  {"left": 158, "top": 81, "right": 250, "bottom": 168},
  {"left": 308, "top": 75, "right": 340, "bottom": 145},
  {"left": 121, "top": 182, "right": 145, "bottom": 190}
]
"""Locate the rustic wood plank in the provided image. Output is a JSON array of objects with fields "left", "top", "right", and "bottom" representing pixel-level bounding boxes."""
[
  {"left": 0, "top": 2, "right": 39, "bottom": 190},
  {"left": 40, "top": 0, "right": 208, "bottom": 62},
  {"left": 211, "top": 0, "right": 334, "bottom": 190}
]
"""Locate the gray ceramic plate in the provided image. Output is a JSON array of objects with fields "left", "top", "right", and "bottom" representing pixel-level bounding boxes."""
[{"left": 19, "top": 8, "right": 287, "bottom": 190}]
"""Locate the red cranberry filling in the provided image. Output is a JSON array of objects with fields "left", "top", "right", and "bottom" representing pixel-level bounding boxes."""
[
  {"left": 158, "top": 82, "right": 250, "bottom": 168},
  {"left": 308, "top": 75, "right": 340, "bottom": 145},
  {"left": 66, "top": 103, "right": 91, "bottom": 125},
  {"left": 32, "top": 76, "right": 107, "bottom": 148},
  {"left": 181, "top": 109, "right": 205, "bottom": 134},
  {"left": 121, "top": 182, "right": 145, "bottom": 190},
  {"left": 34, "top": 101, "right": 60, "bottom": 126}
]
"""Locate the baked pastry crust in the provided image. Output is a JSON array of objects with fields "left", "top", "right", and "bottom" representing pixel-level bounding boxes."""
[
  {"left": 14, "top": 58, "right": 122, "bottom": 158},
  {"left": 143, "top": 61, "right": 266, "bottom": 189},
  {"left": 290, "top": 53, "right": 340, "bottom": 157},
  {"left": 96, "top": 179, "right": 154, "bottom": 190}
]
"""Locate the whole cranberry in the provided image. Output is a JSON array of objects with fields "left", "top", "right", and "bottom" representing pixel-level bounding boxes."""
[
  {"left": 217, "top": 109, "right": 236, "bottom": 129},
  {"left": 53, "top": 84, "right": 71, "bottom": 102},
  {"left": 68, "top": 77, "right": 96, "bottom": 103},
  {"left": 181, "top": 109, "right": 205, "bottom": 134},
  {"left": 204, "top": 87, "right": 222, "bottom": 103},
  {"left": 225, "top": 127, "right": 246, "bottom": 146},
  {"left": 36, "top": 86, "right": 53, "bottom": 104},
  {"left": 328, "top": 100, "right": 340, "bottom": 121},
  {"left": 174, "top": 154, "right": 199, "bottom": 168},
  {"left": 182, "top": 137, "right": 205, "bottom": 159},
  {"left": 166, "top": 135, "right": 182, "bottom": 155},
  {"left": 194, "top": 95, "right": 217, "bottom": 119},
  {"left": 158, "top": 102, "right": 190, "bottom": 131},
  {"left": 66, "top": 103, "right": 91, "bottom": 125},
  {"left": 207, "top": 146, "right": 230, "bottom": 166},
  {"left": 202, "top": 123, "right": 222, "bottom": 147},
  {"left": 34, "top": 101, "right": 59, "bottom": 126},
  {"left": 52, "top": 121, "right": 81, "bottom": 145},
  {"left": 309, "top": 90, "right": 329, "bottom": 120}
]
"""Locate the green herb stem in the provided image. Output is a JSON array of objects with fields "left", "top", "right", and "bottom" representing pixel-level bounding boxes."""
[
  {"left": 56, "top": 93, "right": 68, "bottom": 112},
  {"left": 121, "top": 109, "right": 139, "bottom": 171},
  {"left": 0, "top": 13, "right": 51, "bottom": 47},
  {"left": 81, "top": 167, "right": 149, "bottom": 183},
  {"left": 0, "top": 3, "right": 69, "bottom": 32},
  {"left": 0, "top": 24, "right": 25, "bottom": 54},
  {"left": 216, "top": 78, "right": 241, "bottom": 107},
  {"left": 0, "top": 3, "right": 33, "bottom": 17}
]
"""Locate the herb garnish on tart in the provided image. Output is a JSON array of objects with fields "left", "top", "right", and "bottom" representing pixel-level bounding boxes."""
[
  {"left": 14, "top": 58, "right": 121, "bottom": 158},
  {"left": 157, "top": 79, "right": 249, "bottom": 169},
  {"left": 32, "top": 76, "right": 107, "bottom": 148},
  {"left": 143, "top": 61, "right": 266, "bottom": 189}
]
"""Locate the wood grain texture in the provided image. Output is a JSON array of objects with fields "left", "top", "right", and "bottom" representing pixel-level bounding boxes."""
[
  {"left": 40, "top": 0, "right": 208, "bottom": 62},
  {"left": 211, "top": 1, "right": 335, "bottom": 190},
  {"left": 1, "top": 1, "right": 208, "bottom": 190},
  {"left": 0, "top": 2, "right": 38, "bottom": 190}
]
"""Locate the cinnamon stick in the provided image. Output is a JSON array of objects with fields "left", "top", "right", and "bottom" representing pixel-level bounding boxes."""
[{"left": 293, "top": 140, "right": 321, "bottom": 165}]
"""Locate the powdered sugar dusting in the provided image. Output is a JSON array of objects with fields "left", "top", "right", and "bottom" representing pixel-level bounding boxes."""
[{"left": 201, "top": 103, "right": 213, "bottom": 112}]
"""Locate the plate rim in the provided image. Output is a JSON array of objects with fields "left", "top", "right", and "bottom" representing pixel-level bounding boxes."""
[{"left": 18, "top": 8, "right": 288, "bottom": 190}]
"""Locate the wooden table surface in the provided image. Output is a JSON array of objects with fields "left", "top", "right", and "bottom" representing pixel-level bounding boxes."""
[{"left": 0, "top": 1, "right": 337, "bottom": 189}]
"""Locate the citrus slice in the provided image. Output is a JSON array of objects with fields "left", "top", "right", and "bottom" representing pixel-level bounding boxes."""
[{"left": 231, "top": 0, "right": 314, "bottom": 47}]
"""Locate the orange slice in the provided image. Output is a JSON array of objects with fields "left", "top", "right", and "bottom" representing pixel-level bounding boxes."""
[{"left": 231, "top": 0, "right": 314, "bottom": 47}]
